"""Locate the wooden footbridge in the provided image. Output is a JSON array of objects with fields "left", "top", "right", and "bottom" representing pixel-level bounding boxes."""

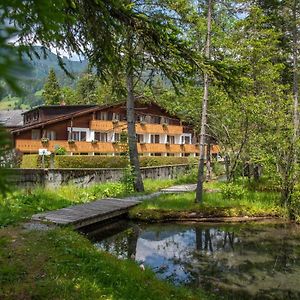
[{"left": 31, "top": 184, "right": 196, "bottom": 229}]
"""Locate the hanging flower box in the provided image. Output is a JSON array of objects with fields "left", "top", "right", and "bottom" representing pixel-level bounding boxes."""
[
  {"left": 68, "top": 139, "right": 75, "bottom": 144},
  {"left": 140, "top": 121, "right": 147, "bottom": 126},
  {"left": 162, "top": 123, "right": 168, "bottom": 129},
  {"left": 41, "top": 137, "right": 49, "bottom": 144},
  {"left": 112, "top": 119, "right": 119, "bottom": 125},
  {"left": 91, "top": 140, "right": 98, "bottom": 144}
]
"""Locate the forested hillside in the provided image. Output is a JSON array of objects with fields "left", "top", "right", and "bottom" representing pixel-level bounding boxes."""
[{"left": 0, "top": 46, "right": 87, "bottom": 109}]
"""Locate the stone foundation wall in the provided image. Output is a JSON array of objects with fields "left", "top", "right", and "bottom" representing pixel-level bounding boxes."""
[{"left": 9, "top": 165, "right": 189, "bottom": 189}]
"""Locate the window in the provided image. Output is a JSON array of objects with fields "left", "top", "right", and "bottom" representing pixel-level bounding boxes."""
[
  {"left": 107, "top": 112, "right": 113, "bottom": 120},
  {"left": 137, "top": 115, "right": 145, "bottom": 122},
  {"left": 167, "top": 153, "right": 175, "bottom": 156},
  {"left": 33, "top": 111, "right": 39, "bottom": 121},
  {"left": 31, "top": 129, "right": 41, "bottom": 140},
  {"left": 70, "top": 131, "right": 79, "bottom": 141},
  {"left": 114, "top": 133, "right": 120, "bottom": 142},
  {"left": 150, "top": 134, "right": 160, "bottom": 143},
  {"left": 25, "top": 114, "right": 32, "bottom": 124},
  {"left": 69, "top": 131, "right": 86, "bottom": 141},
  {"left": 112, "top": 113, "right": 120, "bottom": 121},
  {"left": 167, "top": 135, "right": 175, "bottom": 144},
  {"left": 96, "top": 111, "right": 108, "bottom": 120},
  {"left": 161, "top": 117, "right": 169, "bottom": 124},
  {"left": 94, "top": 132, "right": 108, "bottom": 142},
  {"left": 45, "top": 130, "right": 56, "bottom": 140},
  {"left": 145, "top": 115, "right": 151, "bottom": 123},
  {"left": 151, "top": 116, "right": 161, "bottom": 124},
  {"left": 181, "top": 135, "right": 191, "bottom": 144},
  {"left": 136, "top": 134, "right": 144, "bottom": 143}
]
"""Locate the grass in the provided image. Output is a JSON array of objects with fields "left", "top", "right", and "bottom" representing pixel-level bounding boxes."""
[
  {"left": 130, "top": 182, "right": 286, "bottom": 221},
  {"left": 0, "top": 226, "right": 212, "bottom": 300},
  {"left": 0, "top": 178, "right": 179, "bottom": 227}
]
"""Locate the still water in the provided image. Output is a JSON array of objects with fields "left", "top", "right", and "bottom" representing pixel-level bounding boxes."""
[{"left": 84, "top": 221, "right": 300, "bottom": 299}]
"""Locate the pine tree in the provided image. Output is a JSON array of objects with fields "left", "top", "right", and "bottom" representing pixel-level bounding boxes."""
[{"left": 42, "top": 69, "right": 62, "bottom": 105}]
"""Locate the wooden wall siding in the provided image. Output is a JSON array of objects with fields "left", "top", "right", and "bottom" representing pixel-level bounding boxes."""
[
  {"left": 44, "top": 121, "right": 69, "bottom": 140},
  {"left": 89, "top": 120, "right": 127, "bottom": 132},
  {"left": 90, "top": 120, "right": 183, "bottom": 134},
  {"left": 72, "top": 113, "right": 93, "bottom": 128},
  {"left": 15, "top": 139, "right": 206, "bottom": 154}
]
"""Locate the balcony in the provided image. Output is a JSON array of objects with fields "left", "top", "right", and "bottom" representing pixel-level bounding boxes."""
[
  {"left": 15, "top": 139, "right": 200, "bottom": 154},
  {"left": 89, "top": 120, "right": 183, "bottom": 134}
]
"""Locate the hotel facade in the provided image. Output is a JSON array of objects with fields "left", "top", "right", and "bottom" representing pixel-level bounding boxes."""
[{"left": 11, "top": 102, "right": 219, "bottom": 157}]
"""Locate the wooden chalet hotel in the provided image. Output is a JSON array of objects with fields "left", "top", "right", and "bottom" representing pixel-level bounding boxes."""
[{"left": 11, "top": 102, "right": 219, "bottom": 157}]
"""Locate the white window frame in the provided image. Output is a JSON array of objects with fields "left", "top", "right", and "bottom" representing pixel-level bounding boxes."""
[
  {"left": 180, "top": 134, "right": 192, "bottom": 145},
  {"left": 67, "top": 127, "right": 90, "bottom": 141}
]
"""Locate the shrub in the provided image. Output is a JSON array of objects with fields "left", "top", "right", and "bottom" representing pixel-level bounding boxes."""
[
  {"left": 290, "top": 191, "right": 300, "bottom": 222},
  {"left": 221, "top": 183, "right": 246, "bottom": 200},
  {"left": 120, "top": 166, "right": 135, "bottom": 194},
  {"left": 54, "top": 146, "right": 67, "bottom": 155},
  {"left": 139, "top": 156, "right": 191, "bottom": 167},
  {"left": 212, "top": 162, "right": 225, "bottom": 176},
  {"left": 54, "top": 155, "right": 128, "bottom": 169},
  {"left": 54, "top": 155, "right": 192, "bottom": 169},
  {"left": 21, "top": 154, "right": 50, "bottom": 168}
]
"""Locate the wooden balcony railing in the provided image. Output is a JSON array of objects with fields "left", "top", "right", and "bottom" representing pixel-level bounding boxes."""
[
  {"left": 89, "top": 120, "right": 183, "bottom": 134},
  {"left": 15, "top": 139, "right": 203, "bottom": 154}
]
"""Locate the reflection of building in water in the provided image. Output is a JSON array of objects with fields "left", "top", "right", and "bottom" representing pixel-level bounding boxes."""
[{"left": 94, "top": 223, "right": 300, "bottom": 299}]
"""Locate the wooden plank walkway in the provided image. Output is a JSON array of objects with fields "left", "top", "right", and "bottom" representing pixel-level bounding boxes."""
[
  {"left": 31, "top": 184, "right": 197, "bottom": 229},
  {"left": 32, "top": 198, "right": 140, "bottom": 229},
  {"left": 161, "top": 184, "right": 197, "bottom": 193}
]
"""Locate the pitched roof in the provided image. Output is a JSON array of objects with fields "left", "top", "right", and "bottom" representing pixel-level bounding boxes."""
[
  {"left": 11, "top": 101, "right": 183, "bottom": 134},
  {"left": 21, "top": 104, "right": 97, "bottom": 115},
  {"left": 0, "top": 110, "right": 26, "bottom": 128},
  {"left": 11, "top": 103, "right": 121, "bottom": 134}
]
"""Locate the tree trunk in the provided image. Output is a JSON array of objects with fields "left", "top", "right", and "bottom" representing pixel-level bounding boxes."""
[
  {"left": 196, "top": 0, "right": 213, "bottom": 203},
  {"left": 225, "top": 154, "right": 230, "bottom": 181},
  {"left": 126, "top": 40, "right": 144, "bottom": 192},
  {"left": 206, "top": 141, "right": 212, "bottom": 181},
  {"left": 126, "top": 70, "right": 144, "bottom": 192}
]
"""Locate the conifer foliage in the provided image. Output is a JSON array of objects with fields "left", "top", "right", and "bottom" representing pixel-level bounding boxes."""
[{"left": 42, "top": 69, "right": 62, "bottom": 105}]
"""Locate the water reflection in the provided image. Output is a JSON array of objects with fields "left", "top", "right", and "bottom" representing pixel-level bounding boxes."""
[{"left": 87, "top": 222, "right": 300, "bottom": 299}]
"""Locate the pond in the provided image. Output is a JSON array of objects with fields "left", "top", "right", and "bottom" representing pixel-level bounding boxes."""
[{"left": 83, "top": 221, "right": 300, "bottom": 299}]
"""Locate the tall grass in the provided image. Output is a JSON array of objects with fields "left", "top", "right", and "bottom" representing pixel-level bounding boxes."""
[{"left": 131, "top": 187, "right": 285, "bottom": 219}]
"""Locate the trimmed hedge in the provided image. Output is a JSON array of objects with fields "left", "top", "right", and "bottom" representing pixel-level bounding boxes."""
[
  {"left": 54, "top": 155, "right": 128, "bottom": 169},
  {"left": 139, "top": 156, "right": 193, "bottom": 167},
  {"left": 21, "top": 154, "right": 50, "bottom": 168},
  {"left": 55, "top": 155, "right": 193, "bottom": 169},
  {"left": 21, "top": 155, "right": 196, "bottom": 169}
]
